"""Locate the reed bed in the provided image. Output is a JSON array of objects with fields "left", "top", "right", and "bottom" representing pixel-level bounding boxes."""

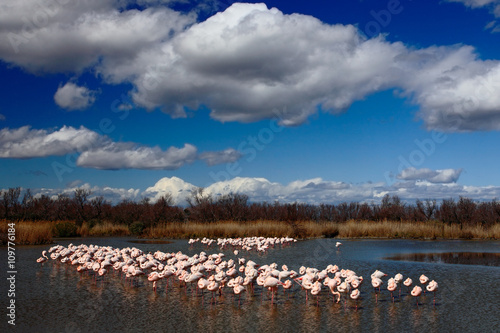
[
  {"left": 78, "top": 222, "right": 130, "bottom": 237},
  {"left": 143, "top": 221, "right": 295, "bottom": 239},
  {"left": 0, "top": 221, "right": 53, "bottom": 245},
  {"left": 336, "top": 220, "right": 500, "bottom": 239},
  {"left": 1, "top": 219, "right": 499, "bottom": 245},
  {"left": 144, "top": 220, "right": 500, "bottom": 240}
]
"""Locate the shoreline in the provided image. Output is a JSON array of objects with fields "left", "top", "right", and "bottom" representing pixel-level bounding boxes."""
[{"left": 1, "top": 219, "right": 499, "bottom": 245}]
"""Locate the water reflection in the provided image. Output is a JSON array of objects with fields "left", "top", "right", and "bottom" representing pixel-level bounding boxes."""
[
  {"left": 3, "top": 238, "right": 499, "bottom": 333},
  {"left": 385, "top": 252, "right": 500, "bottom": 266},
  {"left": 128, "top": 240, "right": 173, "bottom": 244}
]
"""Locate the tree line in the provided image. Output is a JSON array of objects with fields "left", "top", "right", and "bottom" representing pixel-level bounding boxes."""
[{"left": 1, "top": 187, "right": 499, "bottom": 228}]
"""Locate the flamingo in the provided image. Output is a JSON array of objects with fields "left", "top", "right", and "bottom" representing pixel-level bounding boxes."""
[
  {"left": 371, "top": 277, "right": 383, "bottom": 302},
  {"left": 233, "top": 283, "right": 246, "bottom": 304},
  {"left": 325, "top": 277, "right": 340, "bottom": 303},
  {"left": 387, "top": 279, "right": 397, "bottom": 303},
  {"left": 282, "top": 280, "right": 293, "bottom": 298},
  {"left": 311, "top": 281, "right": 322, "bottom": 306},
  {"left": 426, "top": 280, "right": 438, "bottom": 306},
  {"left": 403, "top": 277, "right": 413, "bottom": 293},
  {"left": 419, "top": 274, "right": 429, "bottom": 293},
  {"left": 411, "top": 285, "right": 423, "bottom": 307},
  {"left": 207, "top": 280, "right": 219, "bottom": 303},
  {"left": 350, "top": 289, "right": 360, "bottom": 310},
  {"left": 36, "top": 253, "right": 48, "bottom": 266},
  {"left": 263, "top": 276, "right": 283, "bottom": 304},
  {"left": 295, "top": 276, "right": 313, "bottom": 303}
]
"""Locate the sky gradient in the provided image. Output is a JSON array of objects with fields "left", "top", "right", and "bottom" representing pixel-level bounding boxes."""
[{"left": 1, "top": 0, "right": 500, "bottom": 205}]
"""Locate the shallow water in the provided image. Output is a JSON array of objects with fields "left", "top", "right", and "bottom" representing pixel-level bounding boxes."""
[
  {"left": 1, "top": 238, "right": 499, "bottom": 332},
  {"left": 386, "top": 251, "right": 500, "bottom": 266}
]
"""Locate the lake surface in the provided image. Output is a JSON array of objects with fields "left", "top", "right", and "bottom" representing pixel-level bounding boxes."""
[{"left": 1, "top": 238, "right": 499, "bottom": 332}]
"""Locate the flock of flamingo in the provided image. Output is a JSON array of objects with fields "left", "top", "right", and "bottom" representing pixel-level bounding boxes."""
[{"left": 36, "top": 237, "right": 438, "bottom": 309}]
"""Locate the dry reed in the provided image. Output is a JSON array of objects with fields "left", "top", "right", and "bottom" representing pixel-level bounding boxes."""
[
  {"left": 0, "top": 220, "right": 53, "bottom": 245},
  {"left": 78, "top": 222, "right": 130, "bottom": 237},
  {"left": 1, "top": 219, "right": 499, "bottom": 245}
]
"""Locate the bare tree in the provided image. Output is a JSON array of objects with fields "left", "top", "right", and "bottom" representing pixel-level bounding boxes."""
[
  {"left": 1, "top": 187, "right": 21, "bottom": 220},
  {"left": 73, "top": 188, "right": 91, "bottom": 224}
]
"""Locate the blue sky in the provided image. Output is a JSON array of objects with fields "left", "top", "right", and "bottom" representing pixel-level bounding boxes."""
[{"left": 1, "top": 0, "right": 500, "bottom": 204}]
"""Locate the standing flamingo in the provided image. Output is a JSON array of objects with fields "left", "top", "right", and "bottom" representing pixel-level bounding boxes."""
[
  {"left": 350, "top": 289, "right": 360, "bottom": 310},
  {"left": 426, "top": 280, "right": 438, "bottom": 306},
  {"left": 403, "top": 277, "right": 413, "bottom": 294},
  {"left": 311, "top": 281, "right": 322, "bottom": 306},
  {"left": 263, "top": 276, "right": 283, "bottom": 304},
  {"left": 387, "top": 279, "right": 397, "bottom": 303},
  {"left": 371, "top": 278, "right": 383, "bottom": 303},
  {"left": 419, "top": 274, "right": 429, "bottom": 295},
  {"left": 411, "top": 285, "right": 423, "bottom": 307}
]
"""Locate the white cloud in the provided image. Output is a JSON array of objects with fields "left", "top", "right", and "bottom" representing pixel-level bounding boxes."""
[
  {"left": 2, "top": 2, "right": 500, "bottom": 131},
  {"left": 126, "top": 3, "right": 404, "bottom": 125},
  {"left": 77, "top": 143, "right": 198, "bottom": 170},
  {"left": 0, "top": 114, "right": 5, "bottom": 121},
  {"left": 0, "top": 125, "right": 103, "bottom": 158},
  {"left": 54, "top": 82, "right": 97, "bottom": 110},
  {"left": 142, "top": 176, "right": 500, "bottom": 205},
  {"left": 0, "top": 0, "right": 196, "bottom": 72},
  {"left": 11, "top": 176, "right": 500, "bottom": 205},
  {"left": 199, "top": 148, "right": 242, "bottom": 166},
  {"left": 0, "top": 125, "right": 241, "bottom": 170},
  {"left": 111, "top": 3, "right": 500, "bottom": 131},
  {"left": 397, "top": 167, "right": 462, "bottom": 183},
  {"left": 33, "top": 182, "right": 142, "bottom": 204},
  {"left": 144, "top": 176, "right": 197, "bottom": 205}
]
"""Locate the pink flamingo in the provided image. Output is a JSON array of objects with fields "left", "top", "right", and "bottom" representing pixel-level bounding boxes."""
[
  {"left": 371, "top": 278, "right": 383, "bottom": 302},
  {"left": 350, "top": 289, "right": 360, "bottom": 310},
  {"left": 419, "top": 274, "right": 429, "bottom": 294},
  {"left": 387, "top": 279, "right": 397, "bottom": 303},
  {"left": 263, "top": 276, "right": 283, "bottom": 304},
  {"left": 426, "top": 280, "right": 438, "bottom": 306},
  {"left": 411, "top": 285, "right": 423, "bottom": 307},
  {"left": 403, "top": 277, "right": 413, "bottom": 293}
]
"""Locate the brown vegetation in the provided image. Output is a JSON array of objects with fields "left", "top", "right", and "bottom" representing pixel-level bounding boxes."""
[
  {"left": 1, "top": 187, "right": 500, "bottom": 245},
  {"left": 2, "top": 219, "right": 498, "bottom": 246}
]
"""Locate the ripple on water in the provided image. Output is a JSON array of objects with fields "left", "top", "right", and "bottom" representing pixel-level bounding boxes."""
[{"left": 385, "top": 252, "right": 500, "bottom": 266}]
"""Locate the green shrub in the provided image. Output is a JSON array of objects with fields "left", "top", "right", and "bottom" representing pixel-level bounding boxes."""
[
  {"left": 53, "top": 222, "right": 78, "bottom": 237},
  {"left": 88, "top": 219, "right": 101, "bottom": 229},
  {"left": 129, "top": 221, "right": 145, "bottom": 235}
]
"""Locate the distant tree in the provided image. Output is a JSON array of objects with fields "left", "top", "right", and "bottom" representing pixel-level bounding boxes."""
[
  {"left": 1, "top": 187, "right": 21, "bottom": 220},
  {"left": 73, "top": 189, "right": 91, "bottom": 224},
  {"left": 416, "top": 199, "right": 437, "bottom": 221}
]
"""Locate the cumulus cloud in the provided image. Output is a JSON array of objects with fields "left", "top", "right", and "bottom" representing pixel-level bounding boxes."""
[
  {"left": 199, "top": 148, "right": 242, "bottom": 166},
  {"left": 0, "top": 0, "right": 196, "bottom": 73},
  {"left": 54, "top": 82, "right": 97, "bottom": 110},
  {"left": 10, "top": 176, "right": 500, "bottom": 205},
  {"left": 397, "top": 167, "right": 463, "bottom": 183},
  {"left": 143, "top": 176, "right": 500, "bottom": 205},
  {"left": 2, "top": 2, "right": 500, "bottom": 131},
  {"left": 127, "top": 3, "right": 404, "bottom": 125},
  {"left": 0, "top": 125, "right": 240, "bottom": 170},
  {"left": 99, "top": 3, "right": 500, "bottom": 131}
]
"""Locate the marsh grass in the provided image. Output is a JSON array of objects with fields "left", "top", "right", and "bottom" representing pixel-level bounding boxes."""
[
  {"left": 0, "top": 220, "right": 53, "bottom": 245},
  {"left": 1, "top": 219, "right": 499, "bottom": 245},
  {"left": 144, "top": 220, "right": 500, "bottom": 240},
  {"left": 78, "top": 222, "right": 130, "bottom": 237}
]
